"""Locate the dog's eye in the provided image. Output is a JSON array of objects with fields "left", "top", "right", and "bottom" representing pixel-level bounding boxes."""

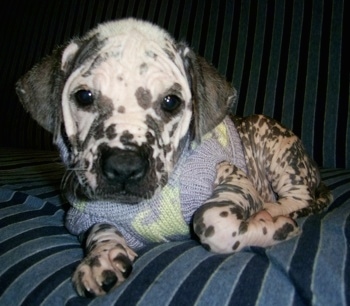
[
  {"left": 74, "top": 90, "right": 94, "bottom": 106},
  {"left": 162, "top": 95, "right": 182, "bottom": 112}
]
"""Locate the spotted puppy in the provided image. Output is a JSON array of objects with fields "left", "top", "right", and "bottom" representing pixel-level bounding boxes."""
[{"left": 16, "top": 19, "right": 332, "bottom": 297}]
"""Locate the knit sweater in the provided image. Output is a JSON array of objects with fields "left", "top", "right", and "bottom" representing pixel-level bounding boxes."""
[{"left": 65, "top": 116, "right": 247, "bottom": 250}]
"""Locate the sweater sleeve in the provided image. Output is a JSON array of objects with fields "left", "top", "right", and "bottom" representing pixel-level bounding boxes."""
[{"left": 180, "top": 117, "right": 246, "bottom": 223}]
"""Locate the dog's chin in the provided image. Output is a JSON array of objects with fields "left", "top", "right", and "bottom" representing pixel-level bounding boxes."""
[
  {"left": 79, "top": 185, "right": 159, "bottom": 204},
  {"left": 91, "top": 192, "right": 150, "bottom": 204},
  {"left": 64, "top": 170, "right": 167, "bottom": 204}
]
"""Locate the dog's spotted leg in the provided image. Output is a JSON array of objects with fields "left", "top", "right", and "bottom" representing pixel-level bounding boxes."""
[
  {"left": 233, "top": 114, "right": 333, "bottom": 219},
  {"left": 193, "top": 162, "right": 300, "bottom": 254},
  {"left": 72, "top": 223, "right": 137, "bottom": 297}
]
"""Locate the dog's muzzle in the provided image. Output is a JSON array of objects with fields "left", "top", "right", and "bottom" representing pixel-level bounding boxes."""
[
  {"left": 88, "top": 144, "right": 158, "bottom": 203},
  {"left": 100, "top": 146, "right": 149, "bottom": 185}
]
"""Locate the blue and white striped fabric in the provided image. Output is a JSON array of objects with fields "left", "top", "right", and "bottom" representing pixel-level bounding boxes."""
[
  {"left": 0, "top": 0, "right": 349, "bottom": 304},
  {"left": 0, "top": 148, "right": 349, "bottom": 305}
]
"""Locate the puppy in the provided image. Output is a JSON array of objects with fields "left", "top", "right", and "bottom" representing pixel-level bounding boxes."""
[{"left": 16, "top": 18, "right": 332, "bottom": 296}]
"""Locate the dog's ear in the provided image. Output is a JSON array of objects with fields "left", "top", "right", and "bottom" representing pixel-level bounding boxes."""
[
  {"left": 15, "top": 34, "right": 99, "bottom": 134},
  {"left": 15, "top": 46, "right": 67, "bottom": 133},
  {"left": 178, "top": 44, "right": 237, "bottom": 142}
]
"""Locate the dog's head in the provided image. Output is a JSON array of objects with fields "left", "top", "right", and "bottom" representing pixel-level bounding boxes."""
[{"left": 16, "top": 18, "right": 236, "bottom": 203}]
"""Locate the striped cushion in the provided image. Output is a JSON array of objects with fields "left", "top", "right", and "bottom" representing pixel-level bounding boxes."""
[
  {"left": 0, "top": 149, "right": 349, "bottom": 305},
  {"left": 0, "top": 0, "right": 348, "bottom": 168},
  {"left": 0, "top": 0, "right": 349, "bottom": 304}
]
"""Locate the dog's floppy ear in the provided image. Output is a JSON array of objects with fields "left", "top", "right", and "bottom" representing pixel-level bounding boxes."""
[
  {"left": 15, "top": 46, "right": 67, "bottom": 134},
  {"left": 15, "top": 34, "right": 99, "bottom": 134},
  {"left": 179, "top": 44, "right": 237, "bottom": 142}
]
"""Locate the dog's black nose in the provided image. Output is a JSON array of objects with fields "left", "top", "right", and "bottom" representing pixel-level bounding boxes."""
[{"left": 101, "top": 147, "right": 149, "bottom": 184}]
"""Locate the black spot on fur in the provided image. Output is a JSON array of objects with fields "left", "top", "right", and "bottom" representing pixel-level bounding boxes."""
[
  {"left": 106, "top": 124, "right": 117, "bottom": 140},
  {"left": 94, "top": 122, "right": 105, "bottom": 140},
  {"left": 220, "top": 211, "right": 229, "bottom": 217},
  {"left": 98, "top": 95, "right": 115, "bottom": 118},
  {"left": 204, "top": 225, "right": 215, "bottom": 237},
  {"left": 163, "top": 144, "right": 172, "bottom": 154},
  {"left": 232, "top": 241, "right": 240, "bottom": 251},
  {"left": 135, "top": 87, "right": 152, "bottom": 109},
  {"left": 146, "top": 131, "right": 156, "bottom": 145},
  {"left": 145, "top": 50, "right": 158, "bottom": 59},
  {"left": 163, "top": 48, "right": 175, "bottom": 61},
  {"left": 193, "top": 211, "right": 208, "bottom": 237},
  {"left": 194, "top": 222, "right": 206, "bottom": 236},
  {"left": 169, "top": 122, "right": 179, "bottom": 138},
  {"left": 238, "top": 221, "right": 248, "bottom": 235},
  {"left": 140, "top": 63, "right": 148, "bottom": 75},
  {"left": 273, "top": 223, "right": 295, "bottom": 241},
  {"left": 156, "top": 156, "right": 165, "bottom": 173},
  {"left": 88, "top": 255, "right": 101, "bottom": 267},
  {"left": 145, "top": 114, "right": 165, "bottom": 141},
  {"left": 263, "top": 227, "right": 267, "bottom": 235},
  {"left": 230, "top": 206, "right": 245, "bottom": 220},
  {"left": 120, "top": 130, "right": 134, "bottom": 145}
]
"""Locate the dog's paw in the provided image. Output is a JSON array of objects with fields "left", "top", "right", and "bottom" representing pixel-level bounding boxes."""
[{"left": 72, "top": 241, "right": 137, "bottom": 297}]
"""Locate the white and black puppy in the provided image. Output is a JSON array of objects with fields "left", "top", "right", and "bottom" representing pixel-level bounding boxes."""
[{"left": 16, "top": 18, "right": 332, "bottom": 297}]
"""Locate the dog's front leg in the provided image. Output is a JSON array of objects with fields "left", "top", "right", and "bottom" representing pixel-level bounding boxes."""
[
  {"left": 193, "top": 162, "right": 300, "bottom": 254},
  {"left": 72, "top": 223, "right": 137, "bottom": 297}
]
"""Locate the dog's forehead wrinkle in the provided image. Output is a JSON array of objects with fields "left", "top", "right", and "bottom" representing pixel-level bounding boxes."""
[
  {"left": 84, "top": 41, "right": 125, "bottom": 74},
  {"left": 163, "top": 47, "right": 176, "bottom": 61},
  {"left": 145, "top": 50, "right": 158, "bottom": 60},
  {"left": 71, "top": 41, "right": 191, "bottom": 115},
  {"left": 70, "top": 34, "right": 107, "bottom": 73}
]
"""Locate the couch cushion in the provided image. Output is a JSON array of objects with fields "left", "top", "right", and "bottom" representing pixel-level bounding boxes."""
[{"left": 0, "top": 148, "right": 349, "bottom": 305}]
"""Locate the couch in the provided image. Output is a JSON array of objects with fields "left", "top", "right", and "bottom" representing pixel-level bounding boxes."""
[{"left": 0, "top": 0, "right": 349, "bottom": 305}]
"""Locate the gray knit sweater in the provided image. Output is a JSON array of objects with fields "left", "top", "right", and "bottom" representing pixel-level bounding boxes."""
[{"left": 65, "top": 117, "right": 247, "bottom": 250}]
